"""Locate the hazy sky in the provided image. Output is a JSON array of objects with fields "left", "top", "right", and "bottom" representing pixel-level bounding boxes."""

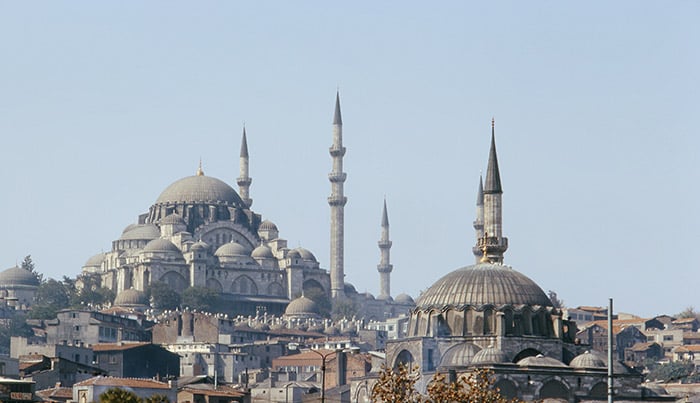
[{"left": 1, "top": 2, "right": 698, "bottom": 318}]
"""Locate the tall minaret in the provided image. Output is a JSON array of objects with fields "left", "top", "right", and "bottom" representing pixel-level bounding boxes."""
[
  {"left": 328, "top": 92, "right": 347, "bottom": 299},
  {"left": 478, "top": 118, "right": 508, "bottom": 263},
  {"left": 237, "top": 127, "right": 253, "bottom": 208},
  {"left": 377, "top": 198, "right": 393, "bottom": 300},
  {"left": 472, "top": 175, "right": 484, "bottom": 262}
]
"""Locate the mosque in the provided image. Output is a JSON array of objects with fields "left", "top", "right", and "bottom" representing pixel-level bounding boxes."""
[{"left": 79, "top": 94, "right": 414, "bottom": 318}]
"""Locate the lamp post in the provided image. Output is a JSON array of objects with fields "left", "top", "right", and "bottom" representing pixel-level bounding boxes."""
[{"left": 307, "top": 348, "right": 337, "bottom": 403}]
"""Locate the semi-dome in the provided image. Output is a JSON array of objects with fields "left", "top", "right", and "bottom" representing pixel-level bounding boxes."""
[
  {"left": 284, "top": 296, "right": 320, "bottom": 318},
  {"left": 114, "top": 288, "right": 148, "bottom": 307},
  {"left": 416, "top": 263, "right": 552, "bottom": 309},
  {"left": 471, "top": 346, "right": 510, "bottom": 364},
  {"left": 215, "top": 241, "right": 249, "bottom": 257},
  {"left": 120, "top": 224, "right": 161, "bottom": 241},
  {"left": 252, "top": 245, "right": 274, "bottom": 259},
  {"left": 155, "top": 175, "right": 245, "bottom": 206},
  {"left": 440, "top": 343, "right": 481, "bottom": 367},
  {"left": 0, "top": 266, "right": 40, "bottom": 287},
  {"left": 160, "top": 213, "right": 185, "bottom": 225},
  {"left": 143, "top": 238, "right": 181, "bottom": 253},
  {"left": 294, "top": 247, "right": 317, "bottom": 262}
]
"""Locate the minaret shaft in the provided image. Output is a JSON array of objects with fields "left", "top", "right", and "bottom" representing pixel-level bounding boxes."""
[
  {"left": 329, "top": 93, "right": 347, "bottom": 299},
  {"left": 477, "top": 119, "right": 508, "bottom": 263},
  {"left": 237, "top": 128, "right": 253, "bottom": 208},
  {"left": 377, "top": 200, "right": 393, "bottom": 299}
]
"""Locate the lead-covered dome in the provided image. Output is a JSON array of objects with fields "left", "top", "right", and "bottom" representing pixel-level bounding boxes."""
[
  {"left": 156, "top": 175, "right": 245, "bottom": 206},
  {"left": 114, "top": 288, "right": 148, "bottom": 307},
  {"left": 416, "top": 263, "right": 552, "bottom": 309},
  {"left": 0, "top": 266, "right": 40, "bottom": 287}
]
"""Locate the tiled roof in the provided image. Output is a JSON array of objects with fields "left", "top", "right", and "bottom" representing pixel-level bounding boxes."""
[
  {"left": 674, "top": 345, "right": 700, "bottom": 353},
  {"left": 629, "top": 342, "right": 658, "bottom": 352},
  {"left": 92, "top": 342, "right": 150, "bottom": 351},
  {"left": 273, "top": 349, "right": 337, "bottom": 364},
  {"left": 75, "top": 376, "right": 171, "bottom": 389},
  {"left": 683, "top": 332, "right": 700, "bottom": 340},
  {"left": 673, "top": 317, "right": 698, "bottom": 324},
  {"left": 180, "top": 385, "right": 244, "bottom": 397},
  {"left": 36, "top": 386, "right": 73, "bottom": 400}
]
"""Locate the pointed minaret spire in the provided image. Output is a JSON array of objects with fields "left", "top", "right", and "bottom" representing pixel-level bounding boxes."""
[
  {"left": 328, "top": 91, "right": 347, "bottom": 299},
  {"left": 237, "top": 126, "right": 253, "bottom": 208},
  {"left": 477, "top": 119, "right": 508, "bottom": 263},
  {"left": 472, "top": 175, "right": 485, "bottom": 262},
  {"left": 377, "top": 198, "right": 393, "bottom": 300}
]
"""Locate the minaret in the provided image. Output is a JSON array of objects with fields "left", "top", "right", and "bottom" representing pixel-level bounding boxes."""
[
  {"left": 478, "top": 118, "right": 509, "bottom": 263},
  {"left": 237, "top": 127, "right": 253, "bottom": 208},
  {"left": 472, "top": 175, "right": 484, "bottom": 262},
  {"left": 377, "top": 199, "right": 393, "bottom": 299},
  {"left": 328, "top": 92, "right": 347, "bottom": 299}
]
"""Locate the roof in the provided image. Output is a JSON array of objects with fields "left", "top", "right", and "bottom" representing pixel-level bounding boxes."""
[
  {"left": 673, "top": 317, "right": 699, "bottom": 324},
  {"left": 673, "top": 345, "right": 700, "bottom": 353},
  {"left": 180, "top": 385, "right": 245, "bottom": 397},
  {"left": 155, "top": 174, "right": 245, "bottom": 206},
  {"left": 75, "top": 376, "right": 171, "bottom": 389},
  {"left": 483, "top": 124, "right": 502, "bottom": 194},
  {"left": 0, "top": 266, "right": 40, "bottom": 287},
  {"left": 36, "top": 386, "right": 73, "bottom": 401},
  {"left": 92, "top": 342, "right": 151, "bottom": 352},
  {"left": 274, "top": 349, "right": 337, "bottom": 365},
  {"left": 629, "top": 342, "right": 660, "bottom": 352}
]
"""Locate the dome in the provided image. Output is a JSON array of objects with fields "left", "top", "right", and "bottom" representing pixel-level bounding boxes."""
[
  {"left": 114, "top": 288, "right": 148, "bottom": 307},
  {"left": 143, "top": 238, "right": 181, "bottom": 253},
  {"left": 416, "top": 263, "right": 552, "bottom": 309},
  {"left": 161, "top": 214, "right": 185, "bottom": 225},
  {"left": 294, "top": 248, "right": 317, "bottom": 262},
  {"left": 252, "top": 245, "right": 274, "bottom": 259},
  {"left": 287, "top": 250, "right": 301, "bottom": 259},
  {"left": 84, "top": 253, "right": 105, "bottom": 267},
  {"left": 284, "top": 296, "right": 320, "bottom": 317},
  {"left": 215, "top": 241, "right": 249, "bottom": 257},
  {"left": 471, "top": 346, "right": 510, "bottom": 364},
  {"left": 0, "top": 266, "right": 40, "bottom": 287},
  {"left": 440, "top": 343, "right": 481, "bottom": 367},
  {"left": 570, "top": 351, "right": 606, "bottom": 368},
  {"left": 395, "top": 293, "right": 415, "bottom": 305},
  {"left": 517, "top": 354, "right": 567, "bottom": 367},
  {"left": 120, "top": 224, "right": 161, "bottom": 241},
  {"left": 259, "top": 220, "right": 278, "bottom": 232},
  {"left": 155, "top": 175, "right": 245, "bottom": 206},
  {"left": 122, "top": 223, "right": 139, "bottom": 234},
  {"left": 191, "top": 241, "right": 210, "bottom": 252}
]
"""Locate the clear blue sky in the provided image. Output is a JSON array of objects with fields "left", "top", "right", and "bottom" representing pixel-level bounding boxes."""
[{"left": 1, "top": 2, "right": 697, "bottom": 317}]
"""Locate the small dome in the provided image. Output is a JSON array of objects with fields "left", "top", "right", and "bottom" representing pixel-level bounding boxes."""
[
  {"left": 287, "top": 250, "right": 301, "bottom": 259},
  {"left": 363, "top": 292, "right": 375, "bottom": 300},
  {"left": 517, "top": 354, "right": 567, "bottom": 367},
  {"left": 471, "top": 346, "right": 510, "bottom": 364},
  {"left": 114, "top": 288, "right": 148, "bottom": 307},
  {"left": 394, "top": 293, "right": 415, "bottom": 305},
  {"left": 570, "top": 351, "right": 606, "bottom": 368},
  {"left": 191, "top": 241, "right": 210, "bottom": 252},
  {"left": 161, "top": 214, "right": 185, "bottom": 225},
  {"left": 120, "top": 224, "right": 161, "bottom": 241},
  {"left": 143, "top": 238, "right": 181, "bottom": 253},
  {"left": 155, "top": 175, "right": 245, "bottom": 206},
  {"left": 0, "top": 266, "right": 40, "bottom": 287},
  {"left": 215, "top": 241, "right": 250, "bottom": 257},
  {"left": 294, "top": 248, "right": 317, "bottom": 262},
  {"left": 440, "top": 343, "right": 481, "bottom": 367},
  {"left": 122, "top": 223, "right": 139, "bottom": 234},
  {"left": 84, "top": 253, "right": 105, "bottom": 267},
  {"left": 252, "top": 245, "right": 274, "bottom": 259},
  {"left": 284, "top": 296, "right": 320, "bottom": 317},
  {"left": 259, "top": 220, "right": 278, "bottom": 232},
  {"left": 416, "top": 263, "right": 552, "bottom": 309}
]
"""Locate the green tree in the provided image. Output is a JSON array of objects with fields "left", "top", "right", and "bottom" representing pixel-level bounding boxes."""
[
  {"left": 0, "top": 311, "right": 34, "bottom": 355},
  {"left": 181, "top": 286, "right": 220, "bottom": 312},
  {"left": 98, "top": 388, "right": 141, "bottom": 403},
  {"left": 147, "top": 282, "right": 181, "bottom": 310},
  {"left": 21, "top": 255, "right": 43, "bottom": 283},
  {"left": 73, "top": 273, "right": 115, "bottom": 308},
  {"left": 29, "top": 279, "right": 71, "bottom": 319},
  {"left": 646, "top": 361, "right": 695, "bottom": 383},
  {"left": 143, "top": 394, "right": 170, "bottom": 403}
]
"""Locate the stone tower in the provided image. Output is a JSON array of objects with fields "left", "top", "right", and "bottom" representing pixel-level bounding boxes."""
[
  {"left": 472, "top": 175, "right": 484, "bottom": 262},
  {"left": 237, "top": 127, "right": 253, "bottom": 208},
  {"left": 328, "top": 92, "right": 347, "bottom": 298},
  {"left": 478, "top": 119, "right": 509, "bottom": 263},
  {"left": 377, "top": 198, "right": 393, "bottom": 300}
]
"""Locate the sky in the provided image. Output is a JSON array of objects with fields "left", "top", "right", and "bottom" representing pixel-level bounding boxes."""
[{"left": 1, "top": 2, "right": 698, "bottom": 318}]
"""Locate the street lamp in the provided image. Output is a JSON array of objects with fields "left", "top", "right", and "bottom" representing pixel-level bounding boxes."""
[{"left": 288, "top": 343, "right": 359, "bottom": 403}]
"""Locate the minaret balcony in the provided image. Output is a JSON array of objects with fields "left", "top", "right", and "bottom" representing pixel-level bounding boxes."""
[
  {"left": 328, "top": 172, "right": 347, "bottom": 183},
  {"left": 377, "top": 264, "right": 393, "bottom": 273},
  {"left": 328, "top": 195, "right": 348, "bottom": 206},
  {"left": 237, "top": 177, "right": 252, "bottom": 186},
  {"left": 378, "top": 240, "right": 392, "bottom": 248},
  {"left": 329, "top": 146, "right": 346, "bottom": 157}
]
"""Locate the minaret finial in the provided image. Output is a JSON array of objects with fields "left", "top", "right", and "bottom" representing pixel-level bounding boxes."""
[
  {"left": 197, "top": 158, "right": 204, "bottom": 176},
  {"left": 333, "top": 91, "right": 343, "bottom": 125}
]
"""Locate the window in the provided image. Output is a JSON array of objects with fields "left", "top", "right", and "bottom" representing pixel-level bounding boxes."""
[
  {"left": 664, "top": 335, "right": 674, "bottom": 341},
  {"left": 109, "top": 355, "right": 117, "bottom": 364}
]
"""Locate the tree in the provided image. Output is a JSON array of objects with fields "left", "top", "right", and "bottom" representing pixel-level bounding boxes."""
[
  {"left": 29, "top": 279, "right": 71, "bottom": 319},
  {"left": 98, "top": 388, "right": 141, "bottom": 403},
  {"left": 147, "top": 282, "right": 181, "bottom": 310},
  {"left": 73, "top": 273, "right": 115, "bottom": 308},
  {"left": 143, "top": 394, "right": 170, "bottom": 403},
  {"left": 677, "top": 306, "right": 700, "bottom": 320},
  {"left": 21, "top": 255, "right": 43, "bottom": 283},
  {"left": 646, "top": 361, "right": 695, "bottom": 383},
  {"left": 371, "top": 363, "right": 422, "bottom": 403},
  {"left": 301, "top": 286, "right": 332, "bottom": 318},
  {"left": 181, "top": 286, "right": 220, "bottom": 312},
  {"left": 548, "top": 290, "right": 565, "bottom": 309},
  {"left": 0, "top": 311, "right": 34, "bottom": 355},
  {"left": 332, "top": 297, "right": 359, "bottom": 321}
]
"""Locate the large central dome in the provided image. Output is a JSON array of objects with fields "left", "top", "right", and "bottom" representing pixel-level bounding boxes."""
[
  {"left": 155, "top": 175, "right": 245, "bottom": 206},
  {"left": 416, "top": 263, "right": 552, "bottom": 309}
]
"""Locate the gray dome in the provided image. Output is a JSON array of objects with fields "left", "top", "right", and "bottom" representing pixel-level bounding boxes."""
[
  {"left": 259, "top": 220, "right": 278, "bottom": 231},
  {"left": 471, "top": 346, "right": 510, "bottom": 364},
  {"left": 284, "top": 296, "right": 320, "bottom": 317},
  {"left": 294, "top": 248, "right": 317, "bottom": 262},
  {"left": 440, "top": 343, "right": 481, "bottom": 367},
  {"left": 156, "top": 175, "right": 245, "bottom": 206},
  {"left": 161, "top": 214, "right": 185, "bottom": 225},
  {"left": 252, "top": 245, "right": 274, "bottom": 259},
  {"left": 287, "top": 250, "right": 301, "bottom": 259},
  {"left": 114, "top": 288, "right": 148, "bottom": 306},
  {"left": 517, "top": 354, "right": 567, "bottom": 367},
  {"left": 394, "top": 293, "right": 415, "bottom": 304},
  {"left": 416, "top": 263, "right": 552, "bottom": 309},
  {"left": 143, "top": 238, "right": 181, "bottom": 253},
  {"left": 84, "top": 253, "right": 105, "bottom": 267},
  {"left": 122, "top": 223, "right": 139, "bottom": 234},
  {"left": 120, "top": 224, "right": 161, "bottom": 241},
  {"left": 570, "top": 351, "right": 606, "bottom": 368},
  {"left": 215, "top": 241, "right": 249, "bottom": 257},
  {"left": 0, "top": 266, "right": 40, "bottom": 287},
  {"left": 191, "top": 241, "right": 209, "bottom": 252}
]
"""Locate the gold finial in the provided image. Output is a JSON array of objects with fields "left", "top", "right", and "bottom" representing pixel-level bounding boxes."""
[
  {"left": 196, "top": 158, "right": 204, "bottom": 176},
  {"left": 480, "top": 232, "right": 491, "bottom": 263}
]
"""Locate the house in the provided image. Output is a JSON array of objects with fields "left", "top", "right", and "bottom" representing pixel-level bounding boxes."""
[
  {"left": 624, "top": 342, "right": 664, "bottom": 367},
  {"left": 671, "top": 345, "right": 700, "bottom": 366},
  {"left": 72, "top": 376, "right": 176, "bottom": 403},
  {"left": 35, "top": 386, "right": 73, "bottom": 403},
  {"left": 577, "top": 322, "right": 648, "bottom": 361},
  {"left": 19, "top": 355, "right": 105, "bottom": 389},
  {"left": 91, "top": 342, "right": 179, "bottom": 379},
  {"left": 671, "top": 317, "right": 700, "bottom": 332},
  {"left": 45, "top": 310, "right": 150, "bottom": 346},
  {"left": 271, "top": 349, "right": 371, "bottom": 393},
  {"left": 0, "top": 377, "right": 36, "bottom": 403},
  {"left": 643, "top": 328, "right": 684, "bottom": 358}
]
